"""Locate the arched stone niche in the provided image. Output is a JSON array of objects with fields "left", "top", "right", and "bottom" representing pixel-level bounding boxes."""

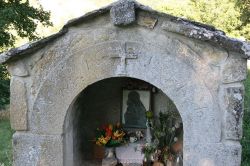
[
  {"left": 63, "top": 77, "right": 182, "bottom": 165},
  {"left": 26, "top": 36, "right": 226, "bottom": 165},
  {"left": 7, "top": 2, "right": 247, "bottom": 166}
]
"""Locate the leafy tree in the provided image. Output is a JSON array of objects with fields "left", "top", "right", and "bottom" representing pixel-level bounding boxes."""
[
  {"left": 0, "top": 0, "right": 52, "bottom": 109},
  {"left": 237, "top": 0, "right": 250, "bottom": 26},
  {"left": 0, "top": 65, "right": 9, "bottom": 109},
  {"left": 159, "top": 0, "right": 249, "bottom": 41},
  {"left": 236, "top": 0, "right": 250, "bottom": 40},
  {"left": 0, "top": 0, "right": 52, "bottom": 50}
]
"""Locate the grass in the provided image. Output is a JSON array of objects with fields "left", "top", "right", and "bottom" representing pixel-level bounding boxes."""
[
  {"left": 242, "top": 70, "right": 250, "bottom": 166},
  {"left": 0, "top": 119, "right": 14, "bottom": 166}
]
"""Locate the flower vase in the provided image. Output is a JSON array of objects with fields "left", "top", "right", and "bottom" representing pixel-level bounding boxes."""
[
  {"left": 165, "top": 160, "right": 174, "bottom": 166},
  {"left": 102, "top": 147, "right": 117, "bottom": 166},
  {"left": 146, "top": 120, "right": 152, "bottom": 143},
  {"left": 153, "top": 161, "right": 164, "bottom": 166}
]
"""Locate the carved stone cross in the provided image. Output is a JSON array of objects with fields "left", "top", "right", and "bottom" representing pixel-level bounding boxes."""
[{"left": 112, "top": 42, "right": 138, "bottom": 76}]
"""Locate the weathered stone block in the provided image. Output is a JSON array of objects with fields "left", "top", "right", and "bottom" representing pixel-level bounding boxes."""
[
  {"left": 137, "top": 15, "right": 157, "bottom": 29},
  {"left": 13, "top": 132, "right": 63, "bottom": 166},
  {"left": 10, "top": 78, "right": 28, "bottom": 131},
  {"left": 7, "top": 61, "right": 29, "bottom": 77},
  {"left": 222, "top": 85, "right": 244, "bottom": 140},
  {"left": 110, "top": 0, "right": 135, "bottom": 26},
  {"left": 222, "top": 55, "right": 247, "bottom": 83}
]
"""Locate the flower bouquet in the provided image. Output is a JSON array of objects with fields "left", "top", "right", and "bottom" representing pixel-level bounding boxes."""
[
  {"left": 95, "top": 123, "right": 126, "bottom": 147},
  {"left": 95, "top": 123, "right": 126, "bottom": 166},
  {"left": 141, "top": 111, "right": 183, "bottom": 165}
]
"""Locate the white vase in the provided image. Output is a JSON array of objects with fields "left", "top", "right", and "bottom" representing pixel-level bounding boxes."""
[
  {"left": 102, "top": 147, "right": 117, "bottom": 166},
  {"left": 146, "top": 120, "right": 152, "bottom": 143},
  {"left": 165, "top": 160, "right": 174, "bottom": 166}
]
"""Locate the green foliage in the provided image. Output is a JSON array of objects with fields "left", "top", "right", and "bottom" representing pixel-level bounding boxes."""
[
  {"left": 0, "top": 119, "right": 14, "bottom": 166},
  {"left": 241, "top": 70, "right": 250, "bottom": 165},
  {"left": 0, "top": 0, "right": 52, "bottom": 109},
  {"left": 236, "top": 0, "right": 250, "bottom": 40},
  {"left": 141, "top": 111, "right": 183, "bottom": 163},
  {"left": 0, "top": 0, "right": 52, "bottom": 50},
  {"left": 159, "top": 0, "right": 250, "bottom": 41},
  {"left": 237, "top": 0, "right": 250, "bottom": 26},
  {"left": 0, "top": 65, "right": 9, "bottom": 109}
]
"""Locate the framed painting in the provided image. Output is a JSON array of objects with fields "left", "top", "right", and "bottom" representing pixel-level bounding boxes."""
[{"left": 121, "top": 89, "right": 151, "bottom": 128}]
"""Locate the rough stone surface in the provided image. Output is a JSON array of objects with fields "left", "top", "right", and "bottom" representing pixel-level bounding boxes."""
[
  {"left": 222, "top": 54, "right": 247, "bottom": 83},
  {"left": 13, "top": 132, "right": 63, "bottom": 166},
  {"left": 110, "top": 0, "right": 136, "bottom": 26},
  {"left": 222, "top": 85, "right": 244, "bottom": 140},
  {"left": 10, "top": 78, "right": 28, "bottom": 130},
  {"left": 185, "top": 142, "right": 242, "bottom": 166}
]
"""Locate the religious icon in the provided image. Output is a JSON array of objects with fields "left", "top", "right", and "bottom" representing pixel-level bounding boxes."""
[{"left": 122, "top": 90, "right": 151, "bottom": 128}]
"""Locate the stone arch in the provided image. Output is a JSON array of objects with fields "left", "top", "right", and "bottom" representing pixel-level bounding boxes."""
[
  {"left": 63, "top": 77, "right": 184, "bottom": 165},
  {"left": 30, "top": 35, "right": 221, "bottom": 165},
  {"left": 31, "top": 42, "right": 221, "bottom": 165}
]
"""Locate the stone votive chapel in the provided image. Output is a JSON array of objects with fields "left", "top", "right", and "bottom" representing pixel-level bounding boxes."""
[{"left": 1, "top": 0, "right": 249, "bottom": 166}]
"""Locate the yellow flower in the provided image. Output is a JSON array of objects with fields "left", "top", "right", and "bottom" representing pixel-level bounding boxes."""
[
  {"left": 96, "top": 141, "right": 102, "bottom": 146},
  {"left": 98, "top": 136, "right": 110, "bottom": 145},
  {"left": 113, "top": 130, "right": 125, "bottom": 138}
]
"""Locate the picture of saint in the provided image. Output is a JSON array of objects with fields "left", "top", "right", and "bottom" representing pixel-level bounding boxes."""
[{"left": 122, "top": 90, "right": 150, "bottom": 128}]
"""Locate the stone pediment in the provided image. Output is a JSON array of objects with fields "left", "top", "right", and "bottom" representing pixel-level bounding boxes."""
[{"left": 0, "top": 0, "right": 250, "bottom": 64}]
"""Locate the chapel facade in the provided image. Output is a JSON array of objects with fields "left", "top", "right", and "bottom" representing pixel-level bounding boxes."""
[{"left": 1, "top": 0, "right": 249, "bottom": 166}]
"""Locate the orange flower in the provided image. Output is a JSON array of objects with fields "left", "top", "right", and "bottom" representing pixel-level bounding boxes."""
[
  {"left": 95, "top": 123, "right": 126, "bottom": 147},
  {"left": 113, "top": 130, "right": 125, "bottom": 139}
]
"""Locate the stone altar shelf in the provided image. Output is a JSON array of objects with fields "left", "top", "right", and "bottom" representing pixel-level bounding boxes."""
[{"left": 116, "top": 142, "right": 145, "bottom": 165}]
